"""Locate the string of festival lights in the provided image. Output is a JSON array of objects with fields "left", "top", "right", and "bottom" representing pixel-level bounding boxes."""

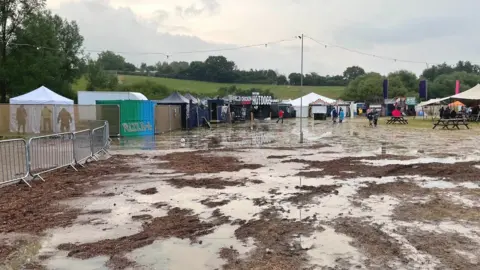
[{"left": 2, "top": 35, "right": 475, "bottom": 67}]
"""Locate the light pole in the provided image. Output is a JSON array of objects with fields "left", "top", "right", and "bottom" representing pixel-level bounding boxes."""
[{"left": 298, "top": 34, "right": 304, "bottom": 143}]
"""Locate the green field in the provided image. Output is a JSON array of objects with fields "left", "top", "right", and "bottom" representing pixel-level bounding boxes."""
[{"left": 73, "top": 75, "right": 345, "bottom": 99}]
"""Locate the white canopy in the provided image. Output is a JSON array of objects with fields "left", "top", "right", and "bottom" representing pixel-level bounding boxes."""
[
  {"left": 10, "top": 86, "right": 73, "bottom": 105},
  {"left": 450, "top": 84, "right": 480, "bottom": 100},
  {"left": 417, "top": 97, "right": 450, "bottom": 107},
  {"left": 291, "top": 92, "right": 336, "bottom": 106},
  {"left": 9, "top": 86, "right": 75, "bottom": 134}
]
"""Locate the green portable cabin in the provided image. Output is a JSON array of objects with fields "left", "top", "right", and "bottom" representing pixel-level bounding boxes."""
[{"left": 96, "top": 100, "right": 155, "bottom": 137}]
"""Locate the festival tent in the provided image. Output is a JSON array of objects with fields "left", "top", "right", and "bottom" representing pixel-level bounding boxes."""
[
  {"left": 9, "top": 86, "right": 75, "bottom": 134},
  {"left": 291, "top": 92, "right": 336, "bottom": 118},
  {"left": 417, "top": 97, "right": 450, "bottom": 108},
  {"left": 183, "top": 93, "right": 199, "bottom": 104},
  {"left": 450, "top": 84, "right": 480, "bottom": 100},
  {"left": 449, "top": 101, "right": 465, "bottom": 107},
  {"left": 155, "top": 92, "right": 190, "bottom": 104}
]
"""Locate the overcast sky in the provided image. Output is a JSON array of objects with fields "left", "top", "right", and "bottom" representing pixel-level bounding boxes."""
[{"left": 47, "top": 0, "right": 480, "bottom": 76}]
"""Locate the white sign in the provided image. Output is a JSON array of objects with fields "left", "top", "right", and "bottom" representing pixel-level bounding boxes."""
[{"left": 252, "top": 95, "right": 272, "bottom": 106}]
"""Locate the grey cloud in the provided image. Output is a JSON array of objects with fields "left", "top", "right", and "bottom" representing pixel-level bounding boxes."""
[
  {"left": 51, "top": 0, "right": 301, "bottom": 75},
  {"left": 153, "top": 9, "right": 169, "bottom": 23},
  {"left": 334, "top": 16, "right": 479, "bottom": 49},
  {"left": 176, "top": 0, "right": 220, "bottom": 17}
]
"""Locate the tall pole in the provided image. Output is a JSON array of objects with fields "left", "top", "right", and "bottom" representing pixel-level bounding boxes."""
[{"left": 299, "top": 34, "right": 304, "bottom": 143}]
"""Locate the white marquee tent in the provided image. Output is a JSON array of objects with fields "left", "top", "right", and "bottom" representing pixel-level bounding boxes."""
[
  {"left": 9, "top": 86, "right": 75, "bottom": 134},
  {"left": 450, "top": 84, "right": 480, "bottom": 100},
  {"left": 291, "top": 92, "right": 336, "bottom": 118}
]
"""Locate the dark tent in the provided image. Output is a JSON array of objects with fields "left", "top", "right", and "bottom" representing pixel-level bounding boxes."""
[
  {"left": 155, "top": 92, "right": 189, "bottom": 104},
  {"left": 184, "top": 93, "right": 199, "bottom": 104},
  {"left": 154, "top": 92, "right": 189, "bottom": 128},
  {"left": 154, "top": 92, "right": 209, "bottom": 129}
]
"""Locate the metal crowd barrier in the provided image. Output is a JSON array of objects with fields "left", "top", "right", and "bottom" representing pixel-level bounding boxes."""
[
  {"left": 0, "top": 121, "right": 110, "bottom": 187},
  {"left": 0, "top": 139, "right": 29, "bottom": 186}
]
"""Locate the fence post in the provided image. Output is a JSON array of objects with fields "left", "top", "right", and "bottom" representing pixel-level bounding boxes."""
[{"left": 169, "top": 105, "right": 172, "bottom": 132}]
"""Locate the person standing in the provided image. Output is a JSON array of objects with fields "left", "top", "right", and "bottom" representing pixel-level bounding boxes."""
[
  {"left": 331, "top": 107, "right": 338, "bottom": 123},
  {"left": 339, "top": 108, "right": 345, "bottom": 123},
  {"left": 16, "top": 105, "right": 27, "bottom": 134},
  {"left": 41, "top": 105, "right": 52, "bottom": 133},
  {"left": 276, "top": 109, "right": 284, "bottom": 124},
  {"left": 372, "top": 108, "right": 379, "bottom": 127},
  {"left": 57, "top": 108, "right": 72, "bottom": 132}
]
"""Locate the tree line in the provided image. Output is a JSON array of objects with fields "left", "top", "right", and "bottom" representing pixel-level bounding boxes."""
[
  {"left": 342, "top": 61, "right": 480, "bottom": 102},
  {"left": 1, "top": 1, "right": 479, "bottom": 103},
  {"left": 87, "top": 51, "right": 351, "bottom": 88}
]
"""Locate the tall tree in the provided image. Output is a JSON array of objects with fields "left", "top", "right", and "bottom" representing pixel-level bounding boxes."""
[
  {"left": 0, "top": 0, "right": 46, "bottom": 102},
  {"left": 6, "top": 10, "right": 84, "bottom": 99},
  {"left": 97, "top": 50, "right": 126, "bottom": 71},
  {"left": 343, "top": 66, "right": 365, "bottom": 81}
]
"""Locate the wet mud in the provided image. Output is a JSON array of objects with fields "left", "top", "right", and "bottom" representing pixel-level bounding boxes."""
[
  {"left": 285, "top": 185, "right": 340, "bottom": 205},
  {"left": 289, "top": 157, "right": 480, "bottom": 181},
  {"left": 222, "top": 208, "right": 317, "bottom": 270},
  {"left": 156, "top": 152, "right": 262, "bottom": 174},
  {"left": 0, "top": 156, "right": 135, "bottom": 234},
  {"left": 58, "top": 207, "right": 230, "bottom": 269},
  {"left": 333, "top": 218, "right": 407, "bottom": 268},
  {"left": 400, "top": 227, "right": 480, "bottom": 269}
]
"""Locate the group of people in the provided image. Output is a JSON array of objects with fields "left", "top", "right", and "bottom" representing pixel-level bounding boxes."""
[
  {"left": 330, "top": 107, "right": 345, "bottom": 123},
  {"left": 15, "top": 105, "right": 73, "bottom": 134}
]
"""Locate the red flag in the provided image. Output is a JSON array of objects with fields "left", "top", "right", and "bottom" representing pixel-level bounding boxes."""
[{"left": 455, "top": 80, "right": 460, "bottom": 94}]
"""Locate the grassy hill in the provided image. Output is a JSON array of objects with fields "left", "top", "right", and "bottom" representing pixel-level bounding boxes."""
[{"left": 73, "top": 75, "right": 345, "bottom": 99}]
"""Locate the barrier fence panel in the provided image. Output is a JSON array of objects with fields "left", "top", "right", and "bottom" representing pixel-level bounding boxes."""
[
  {"left": 0, "top": 139, "right": 29, "bottom": 186},
  {"left": 91, "top": 124, "right": 108, "bottom": 159},
  {"left": 28, "top": 132, "right": 77, "bottom": 181},
  {"left": 73, "top": 129, "right": 92, "bottom": 165}
]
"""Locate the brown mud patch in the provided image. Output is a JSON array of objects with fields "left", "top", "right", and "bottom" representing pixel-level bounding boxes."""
[
  {"left": 0, "top": 156, "right": 135, "bottom": 234},
  {"left": 394, "top": 195, "right": 480, "bottom": 222},
  {"left": 200, "top": 198, "right": 230, "bottom": 208},
  {"left": 166, "top": 177, "right": 261, "bottom": 189},
  {"left": 135, "top": 187, "right": 158, "bottom": 195},
  {"left": 266, "top": 155, "right": 291, "bottom": 159},
  {"left": 0, "top": 244, "right": 15, "bottom": 261},
  {"left": 334, "top": 218, "right": 407, "bottom": 268},
  {"left": 166, "top": 178, "right": 244, "bottom": 189},
  {"left": 80, "top": 209, "right": 112, "bottom": 215},
  {"left": 285, "top": 185, "right": 340, "bottom": 205},
  {"left": 156, "top": 152, "right": 262, "bottom": 174},
  {"left": 289, "top": 157, "right": 480, "bottom": 181},
  {"left": 357, "top": 181, "right": 429, "bottom": 199},
  {"left": 58, "top": 207, "right": 229, "bottom": 269},
  {"left": 221, "top": 208, "right": 317, "bottom": 270},
  {"left": 401, "top": 227, "right": 480, "bottom": 269}
]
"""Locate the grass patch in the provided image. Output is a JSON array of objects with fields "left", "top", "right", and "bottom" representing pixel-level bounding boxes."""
[{"left": 73, "top": 75, "right": 345, "bottom": 99}]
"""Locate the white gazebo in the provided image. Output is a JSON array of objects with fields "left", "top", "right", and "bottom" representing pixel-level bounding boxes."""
[
  {"left": 9, "top": 86, "right": 75, "bottom": 134},
  {"left": 291, "top": 92, "right": 336, "bottom": 118}
]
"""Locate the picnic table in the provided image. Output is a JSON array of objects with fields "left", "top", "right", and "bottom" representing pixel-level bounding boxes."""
[
  {"left": 386, "top": 116, "right": 408, "bottom": 124},
  {"left": 432, "top": 118, "right": 470, "bottom": 130}
]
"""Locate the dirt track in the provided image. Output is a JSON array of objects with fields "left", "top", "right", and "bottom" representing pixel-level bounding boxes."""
[{"left": 2, "top": 125, "right": 480, "bottom": 269}]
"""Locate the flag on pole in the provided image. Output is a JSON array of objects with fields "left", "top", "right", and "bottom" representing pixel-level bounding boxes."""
[
  {"left": 419, "top": 80, "right": 427, "bottom": 99},
  {"left": 455, "top": 80, "right": 460, "bottom": 94},
  {"left": 383, "top": 79, "right": 388, "bottom": 99}
]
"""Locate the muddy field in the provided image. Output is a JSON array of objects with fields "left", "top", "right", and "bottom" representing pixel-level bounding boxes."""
[{"left": 2, "top": 118, "right": 480, "bottom": 269}]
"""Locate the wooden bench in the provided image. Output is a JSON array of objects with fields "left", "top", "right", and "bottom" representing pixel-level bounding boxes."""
[
  {"left": 386, "top": 116, "right": 408, "bottom": 124},
  {"left": 432, "top": 118, "right": 469, "bottom": 130}
]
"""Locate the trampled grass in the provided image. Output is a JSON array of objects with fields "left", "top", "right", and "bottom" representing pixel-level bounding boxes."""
[{"left": 73, "top": 75, "right": 345, "bottom": 99}]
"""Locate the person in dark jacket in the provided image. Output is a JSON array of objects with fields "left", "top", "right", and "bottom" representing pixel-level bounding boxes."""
[{"left": 331, "top": 107, "right": 338, "bottom": 123}]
